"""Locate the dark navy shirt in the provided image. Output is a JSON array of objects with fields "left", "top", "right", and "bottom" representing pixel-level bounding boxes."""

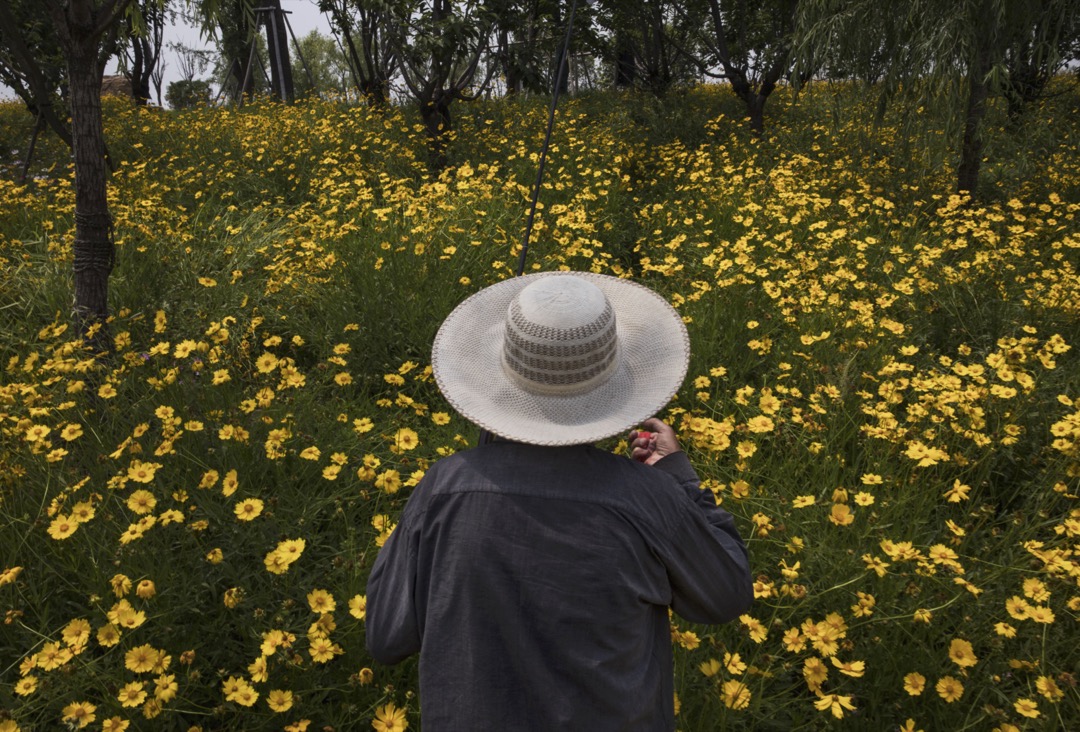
[{"left": 366, "top": 441, "right": 753, "bottom": 731}]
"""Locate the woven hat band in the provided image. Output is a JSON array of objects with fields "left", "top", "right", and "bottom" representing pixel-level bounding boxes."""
[{"left": 500, "top": 276, "right": 621, "bottom": 396}]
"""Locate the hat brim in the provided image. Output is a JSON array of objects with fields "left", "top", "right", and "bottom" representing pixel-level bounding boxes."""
[{"left": 432, "top": 272, "right": 690, "bottom": 446}]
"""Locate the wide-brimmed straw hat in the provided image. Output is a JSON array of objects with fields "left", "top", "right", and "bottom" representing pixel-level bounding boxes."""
[{"left": 432, "top": 271, "right": 690, "bottom": 446}]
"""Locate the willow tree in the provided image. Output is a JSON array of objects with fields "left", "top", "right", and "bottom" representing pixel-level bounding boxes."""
[{"left": 795, "top": 0, "right": 1080, "bottom": 196}]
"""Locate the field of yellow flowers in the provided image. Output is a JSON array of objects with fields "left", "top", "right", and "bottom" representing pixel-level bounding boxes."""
[{"left": 1, "top": 83, "right": 1078, "bottom": 731}]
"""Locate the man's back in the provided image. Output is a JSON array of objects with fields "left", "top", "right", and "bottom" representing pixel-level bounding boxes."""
[{"left": 366, "top": 441, "right": 752, "bottom": 731}]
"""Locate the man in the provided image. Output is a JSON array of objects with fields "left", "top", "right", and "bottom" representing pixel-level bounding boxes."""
[{"left": 366, "top": 272, "right": 753, "bottom": 730}]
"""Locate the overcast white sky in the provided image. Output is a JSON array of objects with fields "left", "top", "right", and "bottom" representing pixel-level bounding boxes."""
[{"left": 1, "top": 1, "right": 333, "bottom": 105}]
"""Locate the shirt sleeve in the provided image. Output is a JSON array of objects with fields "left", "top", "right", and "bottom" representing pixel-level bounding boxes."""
[
  {"left": 365, "top": 504, "right": 422, "bottom": 665},
  {"left": 650, "top": 451, "right": 754, "bottom": 625}
]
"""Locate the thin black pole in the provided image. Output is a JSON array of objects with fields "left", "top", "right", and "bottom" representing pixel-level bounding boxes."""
[
  {"left": 480, "top": 0, "right": 579, "bottom": 447},
  {"left": 514, "top": 0, "right": 579, "bottom": 279}
]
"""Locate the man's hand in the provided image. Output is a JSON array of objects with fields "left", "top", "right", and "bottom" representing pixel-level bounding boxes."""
[{"left": 629, "top": 417, "right": 682, "bottom": 465}]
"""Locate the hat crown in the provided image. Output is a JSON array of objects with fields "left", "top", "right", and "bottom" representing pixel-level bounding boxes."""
[{"left": 502, "top": 276, "right": 619, "bottom": 396}]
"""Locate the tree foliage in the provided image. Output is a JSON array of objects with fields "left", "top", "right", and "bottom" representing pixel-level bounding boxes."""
[
  {"left": 0, "top": 0, "right": 73, "bottom": 147},
  {"left": 794, "top": 0, "right": 1080, "bottom": 195},
  {"left": 291, "top": 30, "right": 352, "bottom": 98},
  {"left": 390, "top": 0, "right": 498, "bottom": 169},
  {"left": 701, "top": 0, "right": 801, "bottom": 133},
  {"left": 317, "top": 0, "right": 397, "bottom": 105},
  {"left": 592, "top": 0, "right": 710, "bottom": 97}
]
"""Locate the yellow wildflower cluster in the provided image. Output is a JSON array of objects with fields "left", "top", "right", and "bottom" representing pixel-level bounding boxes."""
[{"left": 1, "top": 83, "right": 1078, "bottom": 729}]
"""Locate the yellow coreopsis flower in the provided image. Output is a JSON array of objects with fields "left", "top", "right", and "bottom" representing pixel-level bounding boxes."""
[
  {"left": 248, "top": 655, "right": 268, "bottom": 682},
  {"left": 943, "top": 480, "right": 971, "bottom": 502},
  {"left": 268, "top": 689, "right": 294, "bottom": 712},
  {"left": 70, "top": 501, "right": 95, "bottom": 523},
  {"left": 126, "top": 460, "right": 160, "bottom": 484},
  {"left": 394, "top": 427, "right": 419, "bottom": 451},
  {"left": 829, "top": 503, "right": 855, "bottom": 526},
  {"left": 172, "top": 340, "right": 197, "bottom": 358},
  {"left": 1014, "top": 698, "right": 1040, "bottom": 718},
  {"left": 256, "top": 352, "right": 279, "bottom": 373},
  {"left": 1005, "top": 595, "right": 1032, "bottom": 620},
  {"left": 746, "top": 415, "right": 775, "bottom": 433},
  {"left": 782, "top": 627, "right": 806, "bottom": 653},
  {"left": 307, "top": 588, "right": 336, "bottom": 614},
  {"left": 126, "top": 490, "right": 157, "bottom": 515},
  {"left": 221, "top": 469, "right": 239, "bottom": 496},
  {"left": 24, "top": 424, "right": 50, "bottom": 442},
  {"left": 309, "top": 635, "right": 342, "bottom": 663},
  {"left": 948, "top": 638, "right": 978, "bottom": 668},
  {"left": 721, "top": 679, "right": 751, "bottom": 710},
  {"left": 1035, "top": 675, "right": 1064, "bottom": 702},
  {"left": 814, "top": 693, "right": 855, "bottom": 719},
  {"left": 62, "top": 618, "right": 91, "bottom": 647},
  {"left": 36, "top": 641, "right": 71, "bottom": 670},
  {"left": 60, "top": 700, "right": 96, "bottom": 729},
  {"left": 14, "top": 675, "right": 37, "bottom": 696},
  {"left": 375, "top": 469, "right": 402, "bottom": 494},
  {"left": 699, "top": 658, "right": 722, "bottom": 677},
  {"left": 724, "top": 652, "right": 747, "bottom": 675},
  {"left": 0, "top": 566, "right": 22, "bottom": 586},
  {"left": 372, "top": 703, "right": 409, "bottom": 732},
  {"left": 47, "top": 514, "right": 79, "bottom": 540},
  {"left": 153, "top": 673, "right": 177, "bottom": 702},
  {"left": 830, "top": 657, "right": 865, "bottom": 677},
  {"left": 125, "top": 644, "right": 160, "bottom": 674},
  {"left": 1027, "top": 605, "right": 1055, "bottom": 623},
  {"left": 803, "top": 657, "right": 828, "bottom": 692},
  {"left": 234, "top": 498, "right": 264, "bottom": 521},
  {"left": 349, "top": 594, "right": 367, "bottom": 620},
  {"left": 935, "top": 675, "right": 964, "bottom": 703},
  {"left": 117, "top": 681, "right": 147, "bottom": 708},
  {"left": 903, "top": 672, "right": 926, "bottom": 695},
  {"left": 60, "top": 423, "right": 84, "bottom": 441},
  {"left": 97, "top": 623, "right": 121, "bottom": 647},
  {"left": 1022, "top": 577, "right": 1050, "bottom": 602},
  {"left": 739, "top": 614, "right": 767, "bottom": 643},
  {"left": 232, "top": 682, "right": 259, "bottom": 707}
]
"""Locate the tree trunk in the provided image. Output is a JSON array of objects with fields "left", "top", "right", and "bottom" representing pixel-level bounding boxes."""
[
  {"left": 68, "top": 41, "right": 114, "bottom": 353},
  {"left": 957, "top": 44, "right": 992, "bottom": 196},
  {"left": 614, "top": 31, "right": 635, "bottom": 88},
  {"left": 421, "top": 96, "right": 452, "bottom": 172},
  {"left": 747, "top": 95, "right": 765, "bottom": 134},
  {"left": 130, "top": 33, "right": 151, "bottom": 105},
  {"left": 499, "top": 27, "right": 521, "bottom": 96},
  {"left": 20, "top": 113, "right": 45, "bottom": 185}
]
